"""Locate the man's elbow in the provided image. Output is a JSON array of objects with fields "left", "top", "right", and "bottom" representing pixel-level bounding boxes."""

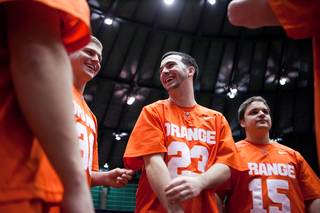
[
  {"left": 227, "top": 0, "right": 259, "bottom": 29},
  {"left": 228, "top": 1, "right": 243, "bottom": 27}
]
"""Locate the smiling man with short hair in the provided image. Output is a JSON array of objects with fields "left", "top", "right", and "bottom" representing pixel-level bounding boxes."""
[{"left": 124, "top": 51, "right": 248, "bottom": 213}]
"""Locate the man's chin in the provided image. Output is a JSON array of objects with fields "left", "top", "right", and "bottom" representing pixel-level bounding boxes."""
[{"left": 164, "top": 83, "right": 180, "bottom": 91}]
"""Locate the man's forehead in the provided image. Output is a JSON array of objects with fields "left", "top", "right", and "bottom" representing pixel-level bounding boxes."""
[
  {"left": 247, "top": 101, "right": 268, "bottom": 110},
  {"left": 85, "top": 43, "right": 102, "bottom": 53},
  {"left": 160, "top": 55, "right": 182, "bottom": 66}
]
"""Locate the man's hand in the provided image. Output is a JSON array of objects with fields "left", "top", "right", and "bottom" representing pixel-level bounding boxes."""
[
  {"left": 109, "top": 168, "right": 134, "bottom": 188},
  {"left": 164, "top": 175, "right": 205, "bottom": 203},
  {"left": 91, "top": 169, "right": 134, "bottom": 188}
]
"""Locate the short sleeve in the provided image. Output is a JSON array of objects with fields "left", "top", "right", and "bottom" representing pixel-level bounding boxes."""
[
  {"left": 123, "top": 107, "right": 167, "bottom": 171},
  {"left": 268, "top": 0, "right": 320, "bottom": 39},
  {"left": 296, "top": 153, "right": 320, "bottom": 200}
]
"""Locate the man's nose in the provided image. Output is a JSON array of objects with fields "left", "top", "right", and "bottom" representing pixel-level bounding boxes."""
[
  {"left": 162, "top": 67, "right": 169, "bottom": 74},
  {"left": 92, "top": 54, "right": 99, "bottom": 63}
]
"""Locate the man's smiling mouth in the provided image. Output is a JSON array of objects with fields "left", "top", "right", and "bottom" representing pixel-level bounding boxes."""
[
  {"left": 166, "top": 77, "right": 174, "bottom": 83},
  {"left": 86, "top": 64, "right": 94, "bottom": 71}
]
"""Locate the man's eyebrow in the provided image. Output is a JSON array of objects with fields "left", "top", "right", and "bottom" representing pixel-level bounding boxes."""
[
  {"left": 85, "top": 47, "right": 102, "bottom": 62},
  {"left": 160, "top": 61, "right": 175, "bottom": 69},
  {"left": 248, "top": 107, "right": 268, "bottom": 111}
]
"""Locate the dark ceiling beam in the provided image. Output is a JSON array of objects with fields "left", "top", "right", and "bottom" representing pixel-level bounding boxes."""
[
  {"left": 229, "top": 28, "right": 246, "bottom": 88},
  {"left": 211, "top": 42, "right": 227, "bottom": 92},
  {"left": 196, "top": 38, "right": 213, "bottom": 93},
  {"left": 149, "top": 35, "right": 168, "bottom": 88},
  {"left": 190, "top": 0, "right": 210, "bottom": 55},
  {"left": 116, "top": 27, "right": 138, "bottom": 82},
  {"left": 96, "top": 85, "right": 116, "bottom": 151},
  {"left": 95, "top": 21, "right": 122, "bottom": 80},
  {"left": 132, "top": 0, "right": 164, "bottom": 84},
  {"left": 271, "top": 41, "right": 286, "bottom": 138}
]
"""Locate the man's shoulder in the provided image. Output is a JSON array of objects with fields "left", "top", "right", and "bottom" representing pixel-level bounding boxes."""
[
  {"left": 235, "top": 140, "right": 250, "bottom": 148},
  {"left": 272, "top": 142, "right": 301, "bottom": 156},
  {"left": 145, "top": 99, "right": 169, "bottom": 107},
  {"left": 143, "top": 99, "right": 179, "bottom": 111}
]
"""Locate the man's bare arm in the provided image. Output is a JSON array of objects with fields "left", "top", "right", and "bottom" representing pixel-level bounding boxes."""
[
  {"left": 144, "top": 153, "right": 184, "bottom": 213},
  {"left": 5, "top": 2, "right": 94, "bottom": 212},
  {"left": 228, "top": 0, "right": 280, "bottom": 28}
]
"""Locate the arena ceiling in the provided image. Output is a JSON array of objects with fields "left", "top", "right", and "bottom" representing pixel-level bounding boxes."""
[{"left": 85, "top": 0, "right": 319, "bottom": 179}]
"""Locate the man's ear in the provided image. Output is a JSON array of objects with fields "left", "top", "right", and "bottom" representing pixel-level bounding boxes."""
[
  {"left": 240, "top": 119, "right": 245, "bottom": 128},
  {"left": 188, "top": 66, "right": 195, "bottom": 77}
]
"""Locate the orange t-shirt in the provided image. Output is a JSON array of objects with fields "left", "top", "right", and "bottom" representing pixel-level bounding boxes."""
[
  {"left": 48, "top": 86, "right": 100, "bottom": 213},
  {"left": 0, "top": 0, "right": 91, "bottom": 204},
  {"left": 217, "top": 139, "right": 320, "bottom": 213},
  {"left": 268, "top": 0, "right": 320, "bottom": 171},
  {"left": 73, "top": 85, "right": 99, "bottom": 186},
  {"left": 124, "top": 99, "right": 248, "bottom": 213}
]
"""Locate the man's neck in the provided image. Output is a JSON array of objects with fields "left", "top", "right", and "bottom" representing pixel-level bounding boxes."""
[
  {"left": 167, "top": 78, "right": 197, "bottom": 107},
  {"left": 168, "top": 87, "right": 196, "bottom": 107},
  {"left": 246, "top": 131, "right": 271, "bottom": 144},
  {"left": 73, "top": 79, "right": 86, "bottom": 94}
]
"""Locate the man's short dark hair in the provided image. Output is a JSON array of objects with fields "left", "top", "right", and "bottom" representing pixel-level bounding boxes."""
[
  {"left": 161, "top": 51, "right": 199, "bottom": 83},
  {"left": 238, "top": 96, "right": 271, "bottom": 122}
]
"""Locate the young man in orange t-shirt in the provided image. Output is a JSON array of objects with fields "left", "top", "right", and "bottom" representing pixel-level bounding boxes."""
[
  {"left": 69, "top": 36, "right": 133, "bottom": 188},
  {"left": 216, "top": 96, "right": 320, "bottom": 213},
  {"left": 49, "top": 35, "right": 134, "bottom": 213},
  {"left": 124, "top": 51, "right": 249, "bottom": 212},
  {"left": 227, "top": 0, "right": 320, "bottom": 175}
]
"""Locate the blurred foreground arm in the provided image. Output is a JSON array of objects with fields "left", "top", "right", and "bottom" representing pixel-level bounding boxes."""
[
  {"left": 5, "top": 2, "right": 94, "bottom": 213},
  {"left": 228, "top": 0, "right": 280, "bottom": 28}
]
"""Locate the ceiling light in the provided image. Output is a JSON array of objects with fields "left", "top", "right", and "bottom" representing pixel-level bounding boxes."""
[
  {"left": 127, "top": 96, "right": 135, "bottom": 105},
  {"left": 164, "top": 0, "right": 174, "bottom": 5},
  {"left": 271, "top": 138, "right": 283, "bottom": 142},
  {"left": 104, "top": 17, "right": 113, "bottom": 25},
  {"left": 113, "top": 132, "right": 128, "bottom": 141},
  {"left": 115, "top": 133, "right": 121, "bottom": 140},
  {"left": 208, "top": 0, "right": 216, "bottom": 5},
  {"left": 279, "top": 77, "right": 286, "bottom": 85},
  {"left": 227, "top": 88, "right": 237, "bottom": 99}
]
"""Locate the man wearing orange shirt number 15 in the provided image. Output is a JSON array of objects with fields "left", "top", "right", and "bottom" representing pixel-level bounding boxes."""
[
  {"left": 124, "top": 51, "right": 249, "bottom": 213},
  {"left": 227, "top": 0, "right": 320, "bottom": 175},
  {"left": 215, "top": 96, "right": 320, "bottom": 213}
]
